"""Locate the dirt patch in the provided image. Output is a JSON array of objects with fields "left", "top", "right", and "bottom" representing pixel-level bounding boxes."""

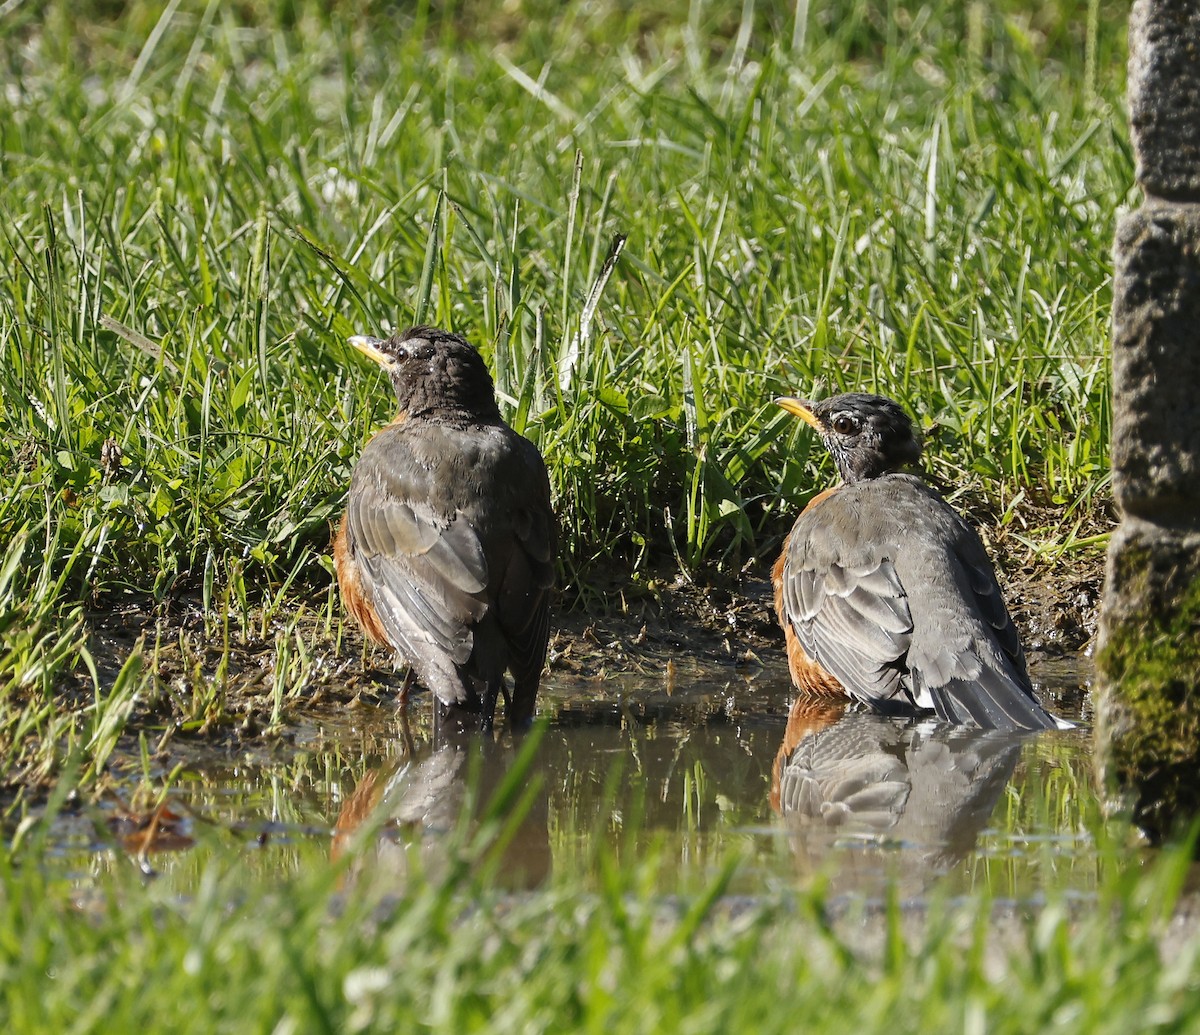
[
  {"left": 95, "top": 549, "right": 1103, "bottom": 709},
  {"left": 548, "top": 548, "right": 1104, "bottom": 677},
  {"left": 1005, "top": 561, "right": 1103, "bottom": 658},
  {"left": 17, "top": 546, "right": 1100, "bottom": 804}
]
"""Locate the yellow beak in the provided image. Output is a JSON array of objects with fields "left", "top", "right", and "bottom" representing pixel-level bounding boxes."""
[
  {"left": 347, "top": 334, "right": 391, "bottom": 368},
  {"left": 775, "top": 397, "right": 824, "bottom": 432}
]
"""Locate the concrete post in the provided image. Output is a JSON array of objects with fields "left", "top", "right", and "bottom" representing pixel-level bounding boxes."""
[{"left": 1096, "top": 0, "right": 1200, "bottom": 842}]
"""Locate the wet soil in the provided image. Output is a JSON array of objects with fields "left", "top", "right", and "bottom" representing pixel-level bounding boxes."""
[
  {"left": 72, "top": 547, "right": 1103, "bottom": 761},
  {"left": 547, "top": 550, "right": 1103, "bottom": 682},
  {"left": 11, "top": 548, "right": 1105, "bottom": 902}
]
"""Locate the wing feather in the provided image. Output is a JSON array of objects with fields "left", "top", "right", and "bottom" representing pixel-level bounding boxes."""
[
  {"left": 781, "top": 474, "right": 1065, "bottom": 730},
  {"left": 784, "top": 546, "right": 914, "bottom": 708},
  {"left": 344, "top": 444, "right": 491, "bottom": 704},
  {"left": 344, "top": 421, "right": 556, "bottom": 712}
]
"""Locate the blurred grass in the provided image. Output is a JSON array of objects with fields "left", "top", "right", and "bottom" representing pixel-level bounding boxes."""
[
  {"left": 1, "top": 0, "right": 1125, "bottom": 600},
  {"left": 2, "top": 751, "right": 1198, "bottom": 1035},
  {"left": 0, "top": 0, "right": 1126, "bottom": 778}
]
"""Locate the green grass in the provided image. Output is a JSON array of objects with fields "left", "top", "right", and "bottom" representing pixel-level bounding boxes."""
[
  {"left": 0, "top": 4, "right": 1157, "bottom": 1022},
  {"left": 1, "top": 0, "right": 1124, "bottom": 607},
  {"left": 0, "top": 749, "right": 1196, "bottom": 1035},
  {"left": 0, "top": 0, "right": 1127, "bottom": 776}
]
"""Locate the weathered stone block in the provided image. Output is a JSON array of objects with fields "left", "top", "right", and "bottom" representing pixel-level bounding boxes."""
[
  {"left": 1129, "top": 0, "right": 1200, "bottom": 200},
  {"left": 1110, "top": 202, "right": 1200, "bottom": 514},
  {"left": 1096, "top": 517, "right": 1200, "bottom": 841}
]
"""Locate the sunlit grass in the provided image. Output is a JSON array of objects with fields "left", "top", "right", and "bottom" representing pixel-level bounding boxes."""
[
  {"left": 2, "top": 749, "right": 1197, "bottom": 1034},
  {"left": 2, "top": 0, "right": 1125, "bottom": 600},
  {"left": 0, "top": 0, "right": 1126, "bottom": 778},
  {"left": 0, "top": 4, "right": 1156, "bottom": 1024}
]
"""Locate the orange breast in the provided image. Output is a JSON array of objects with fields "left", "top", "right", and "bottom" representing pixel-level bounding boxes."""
[
  {"left": 335, "top": 414, "right": 410, "bottom": 649},
  {"left": 773, "top": 486, "right": 846, "bottom": 698},
  {"left": 769, "top": 696, "right": 847, "bottom": 812},
  {"left": 334, "top": 512, "right": 392, "bottom": 648}
]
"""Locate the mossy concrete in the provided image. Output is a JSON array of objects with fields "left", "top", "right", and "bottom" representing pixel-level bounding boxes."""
[
  {"left": 1096, "top": 520, "right": 1200, "bottom": 841},
  {"left": 1099, "top": 0, "right": 1200, "bottom": 844},
  {"left": 1129, "top": 0, "right": 1200, "bottom": 200}
]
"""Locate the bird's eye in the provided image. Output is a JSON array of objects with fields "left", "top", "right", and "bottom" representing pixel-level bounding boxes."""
[
  {"left": 831, "top": 413, "right": 859, "bottom": 435},
  {"left": 394, "top": 347, "right": 409, "bottom": 361}
]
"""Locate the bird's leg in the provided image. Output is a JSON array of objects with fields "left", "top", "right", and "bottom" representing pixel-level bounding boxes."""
[
  {"left": 480, "top": 681, "right": 502, "bottom": 734},
  {"left": 397, "top": 667, "right": 416, "bottom": 714},
  {"left": 396, "top": 699, "right": 416, "bottom": 757}
]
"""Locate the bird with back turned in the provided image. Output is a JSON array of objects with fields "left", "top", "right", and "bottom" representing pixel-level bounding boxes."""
[
  {"left": 772, "top": 392, "right": 1069, "bottom": 731},
  {"left": 334, "top": 326, "right": 556, "bottom": 734}
]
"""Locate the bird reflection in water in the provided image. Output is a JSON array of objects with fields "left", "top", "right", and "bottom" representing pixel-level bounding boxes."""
[
  {"left": 771, "top": 696, "right": 1029, "bottom": 895},
  {"left": 332, "top": 726, "right": 551, "bottom": 890}
]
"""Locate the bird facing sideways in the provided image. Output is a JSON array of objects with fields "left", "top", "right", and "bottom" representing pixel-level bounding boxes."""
[
  {"left": 772, "top": 392, "right": 1069, "bottom": 731},
  {"left": 334, "top": 326, "right": 556, "bottom": 734}
]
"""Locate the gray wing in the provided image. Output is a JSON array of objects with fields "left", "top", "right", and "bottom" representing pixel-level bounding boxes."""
[
  {"left": 488, "top": 437, "right": 557, "bottom": 713},
  {"left": 948, "top": 528, "right": 1026, "bottom": 675},
  {"left": 346, "top": 435, "right": 489, "bottom": 704},
  {"left": 904, "top": 523, "right": 1055, "bottom": 729},
  {"left": 782, "top": 514, "right": 915, "bottom": 709},
  {"left": 784, "top": 478, "right": 1061, "bottom": 730},
  {"left": 348, "top": 423, "right": 556, "bottom": 711}
]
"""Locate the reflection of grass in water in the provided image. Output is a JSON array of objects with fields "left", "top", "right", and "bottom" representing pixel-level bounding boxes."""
[
  {"left": 9, "top": 750, "right": 1200, "bottom": 1031},
  {"left": 1, "top": 0, "right": 1125, "bottom": 797},
  {"left": 964, "top": 733, "right": 1111, "bottom": 897},
  {"left": 543, "top": 720, "right": 1121, "bottom": 901},
  {"left": 85, "top": 711, "right": 1114, "bottom": 900},
  {"left": 37, "top": 700, "right": 1111, "bottom": 904},
  {"left": 543, "top": 718, "right": 781, "bottom": 895}
]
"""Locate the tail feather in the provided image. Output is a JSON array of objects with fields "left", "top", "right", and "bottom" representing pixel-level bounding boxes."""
[{"left": 922, "top": 666, "right": 1067, "bottom": 732}]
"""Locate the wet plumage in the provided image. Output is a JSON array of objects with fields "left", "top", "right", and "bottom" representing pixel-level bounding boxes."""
[
  {"left": 335, "top": 326, "right": 556, "bottom": 732},
  {"left": 773, "top": 392, "right": 1067, "bottom": 731}
]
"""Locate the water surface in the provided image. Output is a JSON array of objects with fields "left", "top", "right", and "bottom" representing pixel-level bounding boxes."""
[{"left": 51, "top": 656, "right": 1104, "bottom": 905}]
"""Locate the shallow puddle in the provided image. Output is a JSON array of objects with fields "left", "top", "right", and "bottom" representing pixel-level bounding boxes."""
[{"left": 44, "top": 654, "right": 1108, "bottom": 905}]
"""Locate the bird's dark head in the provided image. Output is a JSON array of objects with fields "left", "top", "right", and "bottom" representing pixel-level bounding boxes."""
[
  {"left": 776, "top": 392, "right": 922, "bottom": 483},
  {"left": 348, "top": 326, "right": 500, "bottom": 421}
]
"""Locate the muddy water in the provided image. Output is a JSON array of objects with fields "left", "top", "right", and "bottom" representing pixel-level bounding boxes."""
[{"left": 55, "top": 655, "right": 1105, "bottom": 904}]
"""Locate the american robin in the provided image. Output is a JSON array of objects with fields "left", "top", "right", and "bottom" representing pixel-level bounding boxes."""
[
  {"left": 770, "top": 697, "right": 1023, "bottom": 889},
  {"left": 332, "top": 740, "right": 552, "bottom": 887},
  {"left": 772, "top": 392, "right": 1068, "bottom": 731},
  {"left": 334, "top": 325, "right": 556, "bottom": 733}
]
